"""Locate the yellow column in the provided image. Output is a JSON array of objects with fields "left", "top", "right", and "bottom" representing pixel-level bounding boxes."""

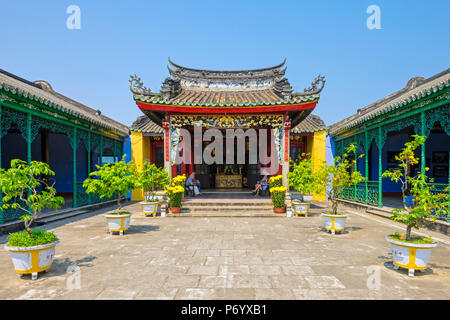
[
  {"left": 308, "top": 130, "right": 327, "bottom": 201},
  {"left": 131, "top": 131, "right": 151, "bottom": 201}
]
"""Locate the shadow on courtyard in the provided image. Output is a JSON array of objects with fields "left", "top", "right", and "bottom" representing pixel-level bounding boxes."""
[
  {"left": 382, "top": 261, "right": 437, "bottom": 277},
  {"left": 125, "top": 225, "right": 160, "bottom": 235},
  {"left": 317, "top": 226, "right": 363, "bottom": 235},
  {"left": 18, "top": 255, "right": 99, "bottom": 280}
]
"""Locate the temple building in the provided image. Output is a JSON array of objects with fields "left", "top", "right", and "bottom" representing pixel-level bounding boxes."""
[
  {"left": 329, "top": 68, "right": 450, "bottom": 222},
  {"left": 130, "top": 59, "right": 327, "bottom": 200},
  {"left": 0, "top": 69, "right": 129, "bottom": 224}
]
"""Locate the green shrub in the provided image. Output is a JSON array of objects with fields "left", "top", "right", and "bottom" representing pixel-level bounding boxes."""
[{"left": 8, "top": 228, "right": 58, "bottom": 247}]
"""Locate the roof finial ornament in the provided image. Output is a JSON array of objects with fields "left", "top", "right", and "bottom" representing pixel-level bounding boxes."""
[
  {"left": 129, "top": 74, "right": 153, "bottom": 96},
  {"left": 296, "top": 75, "right": 326, "bottom": 96}
]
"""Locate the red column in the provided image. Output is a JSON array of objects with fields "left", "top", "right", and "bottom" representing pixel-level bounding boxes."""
[{"left": 189, "top": 130, "right": 194, "bottom": 176}]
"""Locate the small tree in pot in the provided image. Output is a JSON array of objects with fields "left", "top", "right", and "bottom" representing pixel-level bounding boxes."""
[
  {"left": 316, "top": 143, "right": 365, "bottom": 234},
  {"left": 288, "top": 153, "right": 323, "bottom": 202},
  {"left": 0, "top": 159, "right": 64, "bottom": 280},
  {"left": 382, "top": 135, "right": 449, "bottom": 276},
  {"left": 139, "top": 162, "right": 170, "bottom": 216},
  {"left": 83, "top": 156, "right": 138, "bottom": 235},
  {"left": 140, "top": 161, "right": 170, "bottom": 201}
]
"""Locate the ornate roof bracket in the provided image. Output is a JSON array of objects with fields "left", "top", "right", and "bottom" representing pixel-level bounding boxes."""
[{"left": 295, "top": 75, "right": 326, "bottom": 96}]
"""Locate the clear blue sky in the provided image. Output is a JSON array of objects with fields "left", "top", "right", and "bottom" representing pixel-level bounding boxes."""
[{"left": 1, "top": 0, "right": 448, "bottom": 127}]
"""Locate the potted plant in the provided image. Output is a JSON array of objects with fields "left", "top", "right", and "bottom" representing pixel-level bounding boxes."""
[
  {"left": 316, "top": 143, "right": 365, "bottom": 234},
  {"left": 83, "top": 156, "right": 138, "bottom": 235},
  {"left": 270, "top": 186, "right": 287, "bottom": 214},
  {"left": 287, "top": 154, "right": 323, "bottom": 216},
  {"left": 172, "top": 174, "right": 186, "bottom": 201},
  {"left": 166, "top": 185, "right": 184, "bottom": 213},
  {"left": 382, "top": 135, "right": 449, "bottom": 276},
  {"left": 0, "top": 160, "right": 64, "bottom": 280},
  {"left": 139, "top": 162, "right": 170, "bottom": 217}
]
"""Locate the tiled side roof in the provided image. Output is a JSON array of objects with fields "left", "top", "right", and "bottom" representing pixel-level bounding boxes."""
[
  {"left": 0, "top": 69, "right": 129, "bottom": 136},
  {"left": 130, "top": 115, "right": 163, "bottom": 133},
  {"left": 130, "top": 114, "right": 326, "bottom": 134},
  {"left": 291, "top": 114, "right": 326, "bottom": 133},
  {"left": 329, "top": 68, "right": 450, "bottom": 136}
]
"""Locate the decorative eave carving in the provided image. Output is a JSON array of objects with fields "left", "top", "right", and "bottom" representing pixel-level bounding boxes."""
[
  {"left": 295, "top": 75, "right": 326, "bottom": 96},
  {"left": 129, "top": 74, "right": 156, "bottom": 97}
]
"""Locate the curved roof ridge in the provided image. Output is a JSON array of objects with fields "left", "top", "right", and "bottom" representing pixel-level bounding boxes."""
[{"left": 168, "top": 57, "right": 286, "bottom": 74}]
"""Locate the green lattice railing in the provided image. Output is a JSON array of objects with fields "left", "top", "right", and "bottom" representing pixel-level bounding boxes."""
[
  {"left": 429, "top": 183, "right": 450, "bottom": 222},
  {"left": 76, "top": 182, "right": 90, "bottom": 207},
  {"left": 0, "top": 197, "right": 26, "bottom": 224},
  {"left": 367, "top": 181, "right": 380, "bottom": 206},
  {"left": 339, "top": 181, "right": 380, "bottom": 207}
]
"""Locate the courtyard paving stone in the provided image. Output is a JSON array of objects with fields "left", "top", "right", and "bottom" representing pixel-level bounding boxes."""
[{"left": 0, "top": 201, "right": 449, "bottom": 299}]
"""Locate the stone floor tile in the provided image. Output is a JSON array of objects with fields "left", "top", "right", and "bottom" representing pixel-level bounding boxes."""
[
  {"left": 303, "top": 276, "right": 346, "bottom": 289},
  {"left": 219, "top": 265, "right": 250, "bottom": 276},
  {"left": 187, "top": 265, "right": 219, "bottom": 276},
  {"left": 164, "top": 275, "right": 201, "bottom": 288},
  {"left": 176, "top": 288, "right": 215, "bottom": 300}
]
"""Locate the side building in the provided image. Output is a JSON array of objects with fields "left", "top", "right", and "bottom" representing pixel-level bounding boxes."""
[
  {"left": 0, "top": 69, "right": 129, "bottom": 224},
  {"left": 329, "top": 68, "right": 450, "bottom": 222}
]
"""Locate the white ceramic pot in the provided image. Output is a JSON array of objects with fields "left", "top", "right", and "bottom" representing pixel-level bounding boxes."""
[
  {"left": 302, "top": 194, "right": 314, "bottom": 202},
  {"left": 290, "top": 192, "right": 304, "bottom": 202},
  {"left": 322, "top": 213, "right": 347, "bottom": 234},
  {"left": 105, "top": 213, "right": 132, "bottom": 235},
  {"left": 291, "top": 202, "right": 310, "bottom": 216},
  {"left": 140, "top": 201, "right": 160, "bottom": 216},
  {"left": 144, "top": 191, "right": 167, "bottom": 202},
  {"left": 4, "top": 241, "right": 59, "bottom": 280},
  {"left": 386, "top": 236, "right": 438, "bottom": 277}
]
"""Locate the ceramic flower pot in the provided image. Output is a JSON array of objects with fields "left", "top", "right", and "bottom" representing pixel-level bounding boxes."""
[
  {"left": 170, "top": 207, "right": 181, "bottom": 214},
  {"left": 322, "top": 213, "right": 347, "bottom": 234},
  {"left": 5, "top": 241, "right": 59, "bottom": 280},
  {"left": 273, "top": 206, "right": 285, "bottom": 214},
  {"left": 291, "top": 202, "right": 310, "bottom": 216},
  {"left": 386, "top": 236, "right": 438, "bottom": 277},
  {"left": 290, "top": 191, "right": 304, "bottom": 202},
  {"left": 140, "top": 201, "right": 159, "bottom": 217},
  {"left": 302, "top": 194, "right": 314, "bottom": 202},
  {"left": 105, "top": 213, "right": 132, "bottom": 235}
]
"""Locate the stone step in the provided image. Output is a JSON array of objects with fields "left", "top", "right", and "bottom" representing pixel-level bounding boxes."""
[
  {"left": 181, "top": 206, "right": 274, "bottom": 213},
  {"left": 182, "top": 202, "right": 272, "bottom": 207},
  {"left": 168, "top": 212, "right": 282, "bottom": 217}
]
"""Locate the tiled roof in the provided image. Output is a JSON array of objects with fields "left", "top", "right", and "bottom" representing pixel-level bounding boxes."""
[
  {"left": 130, "top": 114, "right": 326, "bottom": 134},
  {"left": 130, "top": 115, "right": 163, "bottom": 134},
  {"left": 329, "top": 68, "right": 450, "bottom": 136},
  {"left": 137, "top": 89, "right": 319, "bottom": 106},
  {"left": 291, "top": 114, "right": 327, "bottom": 133},
  {"left": 130, "top": 59, "right": 325, "bottom": 107},
  {"left": 0, "top": 69, "right": 129, "bottom": 136}
]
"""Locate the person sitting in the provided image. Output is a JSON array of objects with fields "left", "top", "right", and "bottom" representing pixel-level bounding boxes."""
[
  {"left": 186, "top": 172, "right": 201, "bottom": 196},
  {"left": 253, "top": 175, "right": 269, "bottom": 196}
]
